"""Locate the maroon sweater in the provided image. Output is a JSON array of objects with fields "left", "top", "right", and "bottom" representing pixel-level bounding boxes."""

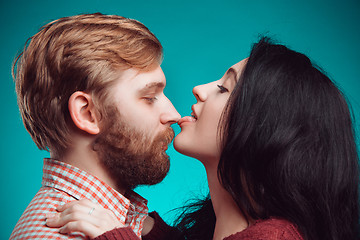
[
  {"left": 223, "top": 218, "right": 303, "bottom": 240},
  {"left": 93, "top": 212, "right": 177, "bottom": 240},
  {"left": 94, "top": 212, "right": 303, "bottom": 240}
]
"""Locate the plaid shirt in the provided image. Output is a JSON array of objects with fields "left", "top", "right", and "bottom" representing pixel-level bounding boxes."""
[{"left": 10, "top": 158, "right": 148, "bottom": 239}]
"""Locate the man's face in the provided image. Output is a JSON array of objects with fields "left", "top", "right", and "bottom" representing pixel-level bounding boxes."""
[
  {"left": 94, "top": 65, "right": 180, "bottom": 190},
  {"left": 109, "top": 65, "right": 180, "bottom": 140}
]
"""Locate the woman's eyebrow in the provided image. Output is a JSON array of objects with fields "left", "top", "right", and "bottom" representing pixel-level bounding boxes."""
[
  {"left": 226, "top": 67, "right": 236, "bottom": 76},
  {"left": 226, "top": 67, "right": 238, "bottom": 82}
]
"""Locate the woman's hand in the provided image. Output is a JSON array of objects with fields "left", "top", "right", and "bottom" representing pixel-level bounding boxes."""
[{"left": 46, "top": 199, "right": 123, "bottom": 239}]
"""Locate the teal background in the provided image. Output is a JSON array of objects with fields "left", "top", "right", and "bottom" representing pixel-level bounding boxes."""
[{"left": 1, "top": 0, "right": 359, "bottom": 238}]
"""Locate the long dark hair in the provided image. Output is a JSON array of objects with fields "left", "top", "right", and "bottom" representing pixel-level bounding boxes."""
[{"left": 175, "top": 37, "right": 360, "bottom": 240}]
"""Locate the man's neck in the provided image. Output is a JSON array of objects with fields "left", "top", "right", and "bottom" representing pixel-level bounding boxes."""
[
  {"left": 203, "top": 161, "right": 248, "bottom": 240},
  {"left": 52, "top": 140, "right": 126, "bottom": 195}
]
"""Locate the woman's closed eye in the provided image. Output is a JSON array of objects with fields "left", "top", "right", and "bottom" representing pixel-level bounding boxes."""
[{"left": 217, "top": 84, "right": 229, "bottom": 93}]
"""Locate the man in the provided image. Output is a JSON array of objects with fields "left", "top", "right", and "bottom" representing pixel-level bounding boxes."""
[{"left": 10, "top": 13, "right": 180, "bottom": 239}]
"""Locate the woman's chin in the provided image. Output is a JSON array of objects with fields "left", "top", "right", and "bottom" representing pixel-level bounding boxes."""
[
  {"left": 173, "top": 136, "right": 195, "bottom": 158},
  {"left": 173, "top": 136, "right": 188, "bottom": 155}
]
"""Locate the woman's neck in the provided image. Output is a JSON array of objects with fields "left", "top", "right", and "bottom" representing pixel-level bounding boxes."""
[{"left": 204, "top": 162, "right": 248, "bottom": 240}]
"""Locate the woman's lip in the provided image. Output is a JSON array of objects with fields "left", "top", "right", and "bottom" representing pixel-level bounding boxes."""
[
  {"left": 191, "top": 105, "right": 198, "bottom": 119},
  {"left": 178, "top": 116, "right": 196, "bottom": 126}
]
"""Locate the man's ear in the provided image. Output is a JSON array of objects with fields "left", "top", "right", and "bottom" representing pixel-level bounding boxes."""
[{"left": 68, "top": 91, "right": 100, "bottom": 135}]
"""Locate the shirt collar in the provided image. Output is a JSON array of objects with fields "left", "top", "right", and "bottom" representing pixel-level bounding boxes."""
[{"left": 42, "top": 158, "right": 148, "bottom": 226}]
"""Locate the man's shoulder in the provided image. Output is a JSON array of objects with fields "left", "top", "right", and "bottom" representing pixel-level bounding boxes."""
[
  {"left": 23, "top": 187, "right": 75, "bottom": 214},
  {"left": 10, "top": 187, "right": 84, "bottom": 239}
]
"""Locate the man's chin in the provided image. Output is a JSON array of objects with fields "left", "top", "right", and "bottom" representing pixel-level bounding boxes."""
[
  {"left": 95, "top": 111, "right": 174, "bottom": 191},
  {"left": 129, "top": 171, "right": 169, "bottom": 190}
]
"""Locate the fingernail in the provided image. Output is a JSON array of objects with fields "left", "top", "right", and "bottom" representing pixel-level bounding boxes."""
[
  {"left": 45, "top": 213, "right": 56, "bottom": 219},
  {"left": 45, "top": 213, "right": 59, "bottom": 226},
  {"left": 56, "top": 202, "right": 65, "bottom": 210},
  {"left": 45, "top": 217, "right": 54, "bottom": 226}
]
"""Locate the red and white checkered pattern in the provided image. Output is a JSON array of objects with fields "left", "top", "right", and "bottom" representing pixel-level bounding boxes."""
[{"left": 10, "top": 158, "right": 148, "bottom": 239}]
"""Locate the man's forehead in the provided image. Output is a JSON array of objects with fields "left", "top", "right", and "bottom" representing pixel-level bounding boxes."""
[
  {"left": 133, "top": 66, "right": 166, "bottom": 90},
  {"left": 116, "top": 66, "right": 165, "bottom": 85}
]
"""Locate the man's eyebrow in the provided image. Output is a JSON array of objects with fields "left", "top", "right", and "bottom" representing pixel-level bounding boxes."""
[{"left": 139, "top": 82, "right": 165, "bottom": 93}]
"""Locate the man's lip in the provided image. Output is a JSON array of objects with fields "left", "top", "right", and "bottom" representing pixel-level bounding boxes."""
[
  {"left": 162, "top": 143, "right": 168, "bottom": 151},
  {"left": 178, "top": 116, "right": 196, "bottom": 126}
]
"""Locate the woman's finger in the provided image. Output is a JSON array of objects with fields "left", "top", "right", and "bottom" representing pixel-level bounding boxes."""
[
  {"left": 46, "top": 208, "right": 105, "bottom": 228},
  {"left": 57, "top": 200, "right": 80, "bottom": 212},
  {"left": 46, "top": 210, "right": 89, "bottom": 228},
  {"left": 60, "top": 200, "right": 121, "bottom": 227},
  {"left": 46, "top": 201, "right": 123, "bottom": 230},
  {"left": 46, "top": 198, "right": 124, "bottom": 239},
  {"left": 45, "top": 212, "right": 61, "bottom": 227},
  {"left": 57, "top": 199, "right": 108, "bottom": 220},
  {"left": 59, "top": 221, "right": 104, "bottom": 239},
  {"left": 57, "top": 199, "right": 94, "bottom": 212}
]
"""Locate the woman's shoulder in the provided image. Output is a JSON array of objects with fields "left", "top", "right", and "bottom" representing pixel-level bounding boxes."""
[{"left": 224, "top": 217, "right": 304, "bottom": 240}]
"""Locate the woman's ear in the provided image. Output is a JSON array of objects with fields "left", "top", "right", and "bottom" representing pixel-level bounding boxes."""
[{"left": 68, "top": 91, "right": 100, "bottom": 135}]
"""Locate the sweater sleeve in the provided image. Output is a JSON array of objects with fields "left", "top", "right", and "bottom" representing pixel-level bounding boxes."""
[
  {"left": 93, "top": 226, "right": 139, "bottom": 240},
  {"left": 92, "top": 211, "right": 180, "bottom": 240},
  {"left": 142, "top": 211, "right": 181, "bottom": 240}
]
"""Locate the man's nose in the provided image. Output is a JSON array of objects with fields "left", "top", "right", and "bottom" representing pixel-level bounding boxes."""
[{"left": 160, "top": 96, "right": 181, "bottom": 125}]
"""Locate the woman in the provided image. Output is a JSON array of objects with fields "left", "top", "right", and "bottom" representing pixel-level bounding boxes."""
[{"left": 46, "top": 37, "right": 360, "bottom": 240}]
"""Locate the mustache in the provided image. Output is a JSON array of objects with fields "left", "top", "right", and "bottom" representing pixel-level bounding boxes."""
[{"left": 153, "top": 127, "right": 175, "bottom": 148}]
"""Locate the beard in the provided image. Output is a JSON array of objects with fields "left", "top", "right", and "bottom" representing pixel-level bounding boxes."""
[{"left": 93, "top": 107, "right": 174, "bottom": 190}]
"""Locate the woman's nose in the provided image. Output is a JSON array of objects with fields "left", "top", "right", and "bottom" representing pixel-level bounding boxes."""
[{"left": 192, "top": 84, "right": 208, "bottom": 102}]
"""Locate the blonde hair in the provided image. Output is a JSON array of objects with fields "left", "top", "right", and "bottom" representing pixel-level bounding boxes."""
[{"left": 13, "top": 13, "right": 163, "bottom": 156}]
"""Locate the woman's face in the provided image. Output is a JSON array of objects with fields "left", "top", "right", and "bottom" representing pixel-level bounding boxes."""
[{"left": 174, "top": 59, "right": 246, "bottom": 164}]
